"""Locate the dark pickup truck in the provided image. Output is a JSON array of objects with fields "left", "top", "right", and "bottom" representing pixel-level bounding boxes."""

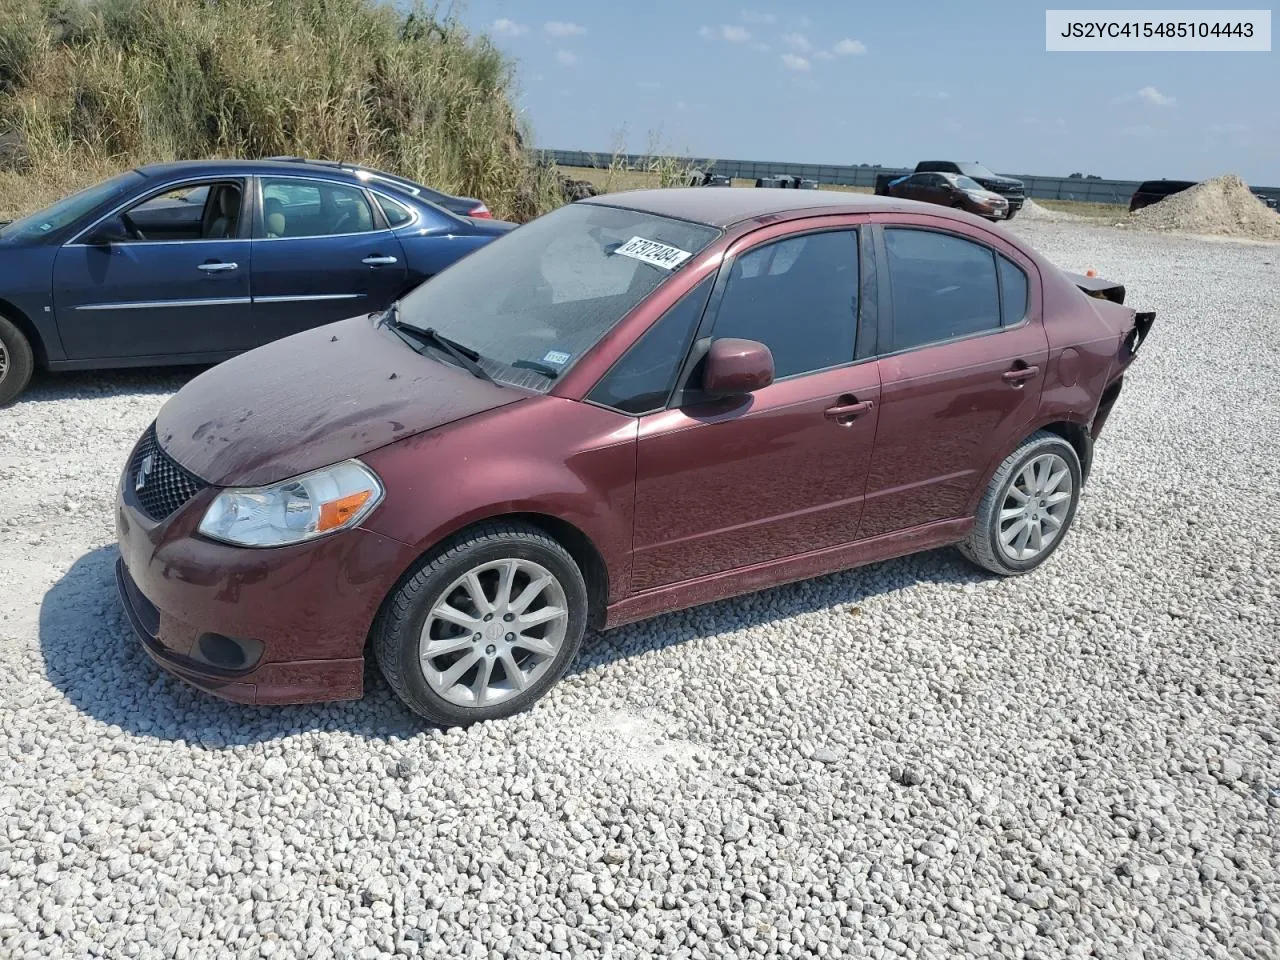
[{"left": 876, "top": 161, "right": 1026, "bottom": 219}]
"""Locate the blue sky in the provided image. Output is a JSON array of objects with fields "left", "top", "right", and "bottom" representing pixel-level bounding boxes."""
[{"left": 442, "top": 0, "right": 1278, "bottom": 184}]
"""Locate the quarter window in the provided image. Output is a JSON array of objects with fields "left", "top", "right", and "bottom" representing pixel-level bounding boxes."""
[
  {"left": 260, "top": 178, "right": 377, "bottom": 238},
  {"left": 998, "top": 255, "right": 1029, "bottom": 324},
  {"left": 375, "top": 193, "right": 414, "bottom": 227},
  {"left": 883, "top": 227, "right": 1001, "bottom": 351},
  {"left": 587, "top": 276, "right": 713, "bottom": 415},
  {"left": 710, "top": 230, "right": 860, "bottom": 379}
]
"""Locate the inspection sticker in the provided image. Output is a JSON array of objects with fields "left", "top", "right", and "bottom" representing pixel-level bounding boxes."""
[
  {"left": 543, "top": 350, "right": 571, "bottom": 365},
  {"left": 613, "top": 236, "right": 693, "bottom": 271}
]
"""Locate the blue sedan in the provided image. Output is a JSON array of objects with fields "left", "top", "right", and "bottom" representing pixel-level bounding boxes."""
[{"left": 0, "top": 159, "right": 515, "bottom": 404}]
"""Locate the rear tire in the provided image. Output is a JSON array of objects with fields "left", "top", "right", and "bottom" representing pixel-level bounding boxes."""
[
  {"left": 0, "top": 313, "right": 34, "bottom": 406},
  {"left": 372, "top": 521, "right": 589, "bottom": 726},
  {"left": 959, "top": 431, "right": 1081, "bottom": 576}
]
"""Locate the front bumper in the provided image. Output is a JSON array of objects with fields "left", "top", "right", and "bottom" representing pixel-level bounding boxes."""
[{"left": 114, "top": 464, "right": 418, "bottom": 706}]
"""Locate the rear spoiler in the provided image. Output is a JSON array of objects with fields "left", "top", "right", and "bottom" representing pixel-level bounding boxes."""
[{"left": 1066, "top": 271, "right": 1125, "bottom": 305}]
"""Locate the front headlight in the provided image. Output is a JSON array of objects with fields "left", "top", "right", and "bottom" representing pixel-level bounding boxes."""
[
  {"left": 197, "top": 460, "right": 384, "bottom": 548},
  {"left": 967, "top": 192, "right": 989, "bottom": 202}
]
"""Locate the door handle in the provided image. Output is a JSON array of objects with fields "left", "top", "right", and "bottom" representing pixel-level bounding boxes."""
[
  {"left": 1002, "top": 364, "right": 1040, "bottom": 384},
  {"left": 362, "top": 255, "right": 398, "bottom": 266},
  {"left": 824, "top": 397, "right": 874, "bottom": 424},
  {"left": 197, "top": 262, "right": 238, "bottom": 273}
]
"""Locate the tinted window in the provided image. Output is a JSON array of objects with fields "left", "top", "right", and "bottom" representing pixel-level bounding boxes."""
[
  {"left": 588, "top": 276, "right": 713, "bottom": 415},
  {"left": 711, "top": 230, "right": 859, "bottom": 379},
  {"left": 375, "top": 193, "right": 414, "bottom": 227},
  {"left": 883, "top": 228, "right": 1000, "bottom": 350},
  {"left": 998, "top": 255, "right": 1029, "bottom": 324},
  {"left": 261, "top": 178, "right": 377, "bottom": 237}
]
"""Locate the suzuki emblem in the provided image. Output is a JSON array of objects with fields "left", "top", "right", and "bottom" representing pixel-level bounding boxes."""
[{"left": 134, "top": 453, "right": 155, "bottom": 492}]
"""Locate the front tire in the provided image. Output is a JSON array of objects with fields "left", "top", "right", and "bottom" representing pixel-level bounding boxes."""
[
  {"left": 0, "top": 313, "right": 35, "bottom": 406},
  {"left": 959, "top": 431, "right": 1082, "bottom": 576},
  {"left": 372, "top": 521, "right": 589, "bottom": 726}
]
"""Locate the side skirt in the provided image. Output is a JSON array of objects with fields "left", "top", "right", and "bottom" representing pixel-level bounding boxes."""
[
  {"left": 45, "top": 351, "right": 240, "bottom": 371},
  {"left": 601, "top": 517, "right": 974, "bottom": 630}
]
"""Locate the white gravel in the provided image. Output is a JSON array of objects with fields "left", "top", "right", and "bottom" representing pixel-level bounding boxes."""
[{"left": 1, "top": 221, "right": 1278, "bottom": 959}]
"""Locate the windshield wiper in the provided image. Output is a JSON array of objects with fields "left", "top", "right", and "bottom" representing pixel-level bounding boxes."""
[
  {"left": 379, "top": 303, "right": 496, "bottom": 384},
  {"left": 510, "top": 359, "right": 561, "bottom": 380}
]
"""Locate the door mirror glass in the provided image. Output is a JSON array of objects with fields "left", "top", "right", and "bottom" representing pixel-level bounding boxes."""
[{"left": 701, "top": 337, "right": 774, "bottom": 397}]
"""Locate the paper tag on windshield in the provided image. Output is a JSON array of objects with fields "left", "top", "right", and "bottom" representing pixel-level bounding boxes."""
[
  {"left": 543, "top": 350, "right": 571, "bottom": 365},
  {"left": 613, "top": 236, "right": 693, "bottom": 271}
]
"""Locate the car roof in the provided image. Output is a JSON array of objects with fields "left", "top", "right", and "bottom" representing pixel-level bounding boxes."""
[
  {"left": 582, "top": 187, "right": 959, "bottom": 229},
  {"left": 134, "top": 158, "right": 418, "bottom": 185}
]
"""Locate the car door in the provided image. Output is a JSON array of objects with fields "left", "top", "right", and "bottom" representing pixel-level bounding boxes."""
[
  {"left": 249, "top": 176, "right": 408, "bottom": 346},
  {"left": 52, "top": 178, "right": 254, "bottom": 360},
  {"left": 625, "top": 221, "right": 883, "bottom": 594},
  {"left": 856, "top": 217, "right": 1048, "bottom": 540}
]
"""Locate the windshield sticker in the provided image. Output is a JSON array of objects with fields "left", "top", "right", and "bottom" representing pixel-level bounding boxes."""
[
  {"left": 613, "top": 236, "right": 693, "bottom": 271},
  {"left": 543, "top": 350, "right": 571, "bottom": 366}
]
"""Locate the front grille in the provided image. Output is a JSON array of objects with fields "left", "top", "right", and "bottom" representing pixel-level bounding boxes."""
[{"left": 127, "top": 424, "right": 207, "bottom": 522}]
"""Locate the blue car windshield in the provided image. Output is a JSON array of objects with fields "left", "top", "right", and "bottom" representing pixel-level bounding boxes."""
[
  {"left": 0, "top": 170, "right": 144, "bottom": 240},
  {"left": 396, "top": 201, "right": 720, "bottom": 390}
]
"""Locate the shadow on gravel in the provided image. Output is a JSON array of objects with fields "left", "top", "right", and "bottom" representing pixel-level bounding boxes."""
[
  {"left": 40, "top": 543, "right": 980, "bottom": 746},
  {"left": 568, "top": 547, "right": 981, "bottom": 679},
  {"left": 19, "top": 365, "right": 207, "bottom": 403}
]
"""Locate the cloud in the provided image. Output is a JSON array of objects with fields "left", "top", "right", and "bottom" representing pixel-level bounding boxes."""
[
  {"left": 492, "top": 18, "right": 527, "bottom": 37},
  {"left": 741, "top": 10, "right": 776, "bottom": 24},
  {"left": 555, "top": 49, "right": 578, "bottom": 66},
  {"left": 1137, "top": 85, "right": 1175, "bottom": 106},
  {"left": 914, "top": 90, "right": 951, "bottom": 100},
  {"left": 700, "top": 24, "right": 751, "bottom": 43},
  {"left": 781, "top": 52, "right": 811, "bottom": 71},
  {"left": 783, "top": 32, "right": 812, "bottom": 52},
  {"left": 813, "top": 50, "right": 834, "bottom": 60},
  {"left": 676, "top": 100, "right": 687, "bottom": 112},
  {"left": 833, "top": 38, "right": 867, "bottom": 55},
  {"left": 544, "top": 21, "right": 586, "bottom": 38},
  {"left": 751, "top": 41, "right": 771, "bottom": 52}
]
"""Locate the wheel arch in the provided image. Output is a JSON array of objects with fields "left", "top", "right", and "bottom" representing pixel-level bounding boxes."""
[
  {"left": 966, "top": 417, "right": 1093, "bottom": 516},
  {"left": 0, "top": 297, "right": 49, "bottom": 367},
  {"left": 370, "top": 510, "right": 614, "bottom": 641}
]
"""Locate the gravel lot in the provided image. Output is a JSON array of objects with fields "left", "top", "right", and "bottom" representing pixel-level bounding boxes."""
[{"left": 1, "top": 219, "right": 1277, "bottom": 959}]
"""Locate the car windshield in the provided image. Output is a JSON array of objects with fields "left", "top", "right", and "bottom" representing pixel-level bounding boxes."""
[
  {"left": 394, "top": 201, "right": 721, "bottom": 390},
  {"left": 0, "top": 170, "right": 144, "bottom": 240},
  {"left": 955, "top": 163, "right": 994, "bottom": 179},
  {"left": 953, "top": 175, "right": 985, "bottom": 191}
]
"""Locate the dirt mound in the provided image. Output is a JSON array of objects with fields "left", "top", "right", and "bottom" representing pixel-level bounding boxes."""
[
  {"left": 1017, "top": 199, "right": 1079, "bottom": 222},
  {"left": 1128, "top": 174, "right": 1280, "bottom": 240}
]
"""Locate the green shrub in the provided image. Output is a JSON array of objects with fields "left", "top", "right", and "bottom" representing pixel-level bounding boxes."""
[{"left": 0, "top": 0, "right": 560, "bottom": 221}]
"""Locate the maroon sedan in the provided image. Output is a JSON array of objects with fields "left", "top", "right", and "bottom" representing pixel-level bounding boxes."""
[{"left": 115, "top": 189, "right": 1155, "bottom": 725}]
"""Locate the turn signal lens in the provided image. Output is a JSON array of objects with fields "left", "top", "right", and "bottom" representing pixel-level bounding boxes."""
[{"left": 318, "top": 490, "right": 374, "bottom": 532}]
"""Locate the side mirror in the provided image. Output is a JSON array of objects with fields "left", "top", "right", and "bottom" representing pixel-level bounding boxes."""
[
  {"left": 701, "top": 337, "right": 774, "bottom": 397},
  {"left": 87, "top": 216, "right": 131, "bottom": 246}
]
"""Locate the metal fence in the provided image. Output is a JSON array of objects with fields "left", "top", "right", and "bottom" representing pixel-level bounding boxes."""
[{"left": 541, "top": 149, "right": 1280, "bottom": 207}]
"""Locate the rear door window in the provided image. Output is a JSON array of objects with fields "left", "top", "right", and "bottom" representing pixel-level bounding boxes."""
[
  {"left": 883, "top": 227, "right": 1001, "bottom": 350},
  {"left": 261, "top": 178, "right": 379, "bottom": 238}
]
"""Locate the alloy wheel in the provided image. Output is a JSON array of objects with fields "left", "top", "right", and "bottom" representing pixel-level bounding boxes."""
[
  {"left": 997, "top": 452, "right": 1074, "bottom": 562},
  {"left": 419, "top": 558, "right": 569, "bottom": 708}
]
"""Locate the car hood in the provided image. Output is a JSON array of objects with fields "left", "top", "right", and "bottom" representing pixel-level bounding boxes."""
[{"left": 154, "top": 313, "right": 527, "bottom": 488}]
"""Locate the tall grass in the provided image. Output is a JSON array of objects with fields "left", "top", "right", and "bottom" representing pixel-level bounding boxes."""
[{"left": 0, "top": 0, "right": 561, "bottom": 221}]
